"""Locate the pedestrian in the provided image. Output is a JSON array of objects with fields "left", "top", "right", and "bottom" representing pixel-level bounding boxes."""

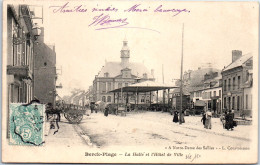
[
  {"left": 225, "top": 110, "right": 234, "bottom": 131},
  {"left": 205, "top": 109, "right": 212, "bottom": 129},
  {"left": 201, "top": 112, "right": 206, "bottom": 127},
  {"left": 180, "top": 110, "right": 185, "bottom": 123},
  {"left": 173, "top": 111, "right": 179, "bottom": 123},
  {"left": 220, "top": 112, "right": 227, "bottom": 129},
  {"left": 104, "top": 105, "right": 109, "bottom": 117}
]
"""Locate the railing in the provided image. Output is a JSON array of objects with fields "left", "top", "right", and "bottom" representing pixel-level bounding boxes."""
[{"left": 63, "top": 104, "right": 86, "bottom": 110}]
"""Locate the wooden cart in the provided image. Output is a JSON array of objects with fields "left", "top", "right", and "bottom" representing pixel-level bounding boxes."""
[{"left": 63, "top": 104, "right": 86, "bottom": 123}]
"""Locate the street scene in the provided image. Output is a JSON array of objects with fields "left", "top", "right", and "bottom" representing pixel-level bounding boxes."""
[
  {"left": 2, "top": 1, "right": 258, "bottom": 163},
  {"left": 45, "top": 110, "right": 252, "bottom": 149}
]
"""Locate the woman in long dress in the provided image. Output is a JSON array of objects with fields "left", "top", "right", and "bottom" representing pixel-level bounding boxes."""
[
  {"left": 205, "top": 110, "right": 212, "bottom": 129},
  {"left": 173, "top": 111, "right": 179, "bottom": 123},
  {"left": 180, "top": 110, "right": 185, "bottom": 123},
  {"left": 225, "top": 110, "right": 234, "bottom": 130}
]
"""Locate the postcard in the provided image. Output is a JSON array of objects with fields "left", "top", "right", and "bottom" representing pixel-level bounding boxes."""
[{"left": 2, "top": 0, "right": 259, "bottom": 163}]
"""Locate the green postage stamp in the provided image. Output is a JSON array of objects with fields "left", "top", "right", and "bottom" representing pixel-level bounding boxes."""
[{"left": 9, "top": 103, "right": 45, "bottom": 146}]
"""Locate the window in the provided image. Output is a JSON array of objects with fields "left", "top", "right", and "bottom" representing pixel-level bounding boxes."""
[
  {"left": 104, "top": 72, "right": 109, "bottom": 77},
  {"left": 228, "top": 97, "right": 231, "bottom": 110},
  {"left": 141, "top": 96, "right": 145, "bottom": 102},
  {"left": 208, "top": 102, "right": 211, "bottom": 109},
  {"left": 213, "top": 91, "right": 216, "bottom": 97},
  {"left": 191, "top": 92, "right": 194, "bottom": 98},
  {"left": 228, "top": 78, "right": 231, "bottom": 91},
  {"left": 246, "top": 71, "right": 249, "bottom": 81},
  {"left": 102, "top": 96, "right": 106, "bottom": 102},
  {"left": 17, "top": 44, "right": 21, "bottom": 65},
  {"left": 107, "top": 96, "right": 111, "bottom": 102},
  {"left": 146, "top": 96, "right": 150, "bottom": 103},
  {"left": 233, "top": 77, "right": 236, "bottom": 90},
  {"left": 238, "top": 76, "right": 241, "bottom": 89},
  {"left": 118, "top": 83, "right": 122, "bottom": 88},
  {"left": 204, "top": 92, "right": 207, "bottom": 99},
  {"left": 100, "top": 82, "right": 106, "bottom": 93},
  {"left": 210, "top": 91, "right": 212, "bottom": 98},
  {"left": 219, "top": 90, "right": 221, "bottom": 97},
  {"left": 224, "top": 80, "right": 227, "bottom": 91},
  {"left": 13, "top": 34, "right": 17, "bottom": 65},
  {"left": 21, "top": 42, "right": 26, "bottom": 65},
  {"left": 224, "top": 97, "right": 226, "bottom": 108},
  {"left": 125, "top": 83, "right": 128, "bottom": 87},
  {"left": 107, "top": 82, "right": 111, "bottom": 91},
  {"left": 237, "top": 96, "right": 240, "bottom": 111},
  {"left": 246, "top": 94, "right": 248, "bottom": 109},
  {"left": 232, "top": 96, "right": 235, "bottom": 109}
]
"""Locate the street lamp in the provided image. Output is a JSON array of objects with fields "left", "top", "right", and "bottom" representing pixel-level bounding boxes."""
[{"left": 32, "top": 23, "right": 41, "bottom": 40}]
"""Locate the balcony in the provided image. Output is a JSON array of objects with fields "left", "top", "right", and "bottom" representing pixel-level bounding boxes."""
[{"left": 7, "top": 65, "right": 32, "bottom": 80}]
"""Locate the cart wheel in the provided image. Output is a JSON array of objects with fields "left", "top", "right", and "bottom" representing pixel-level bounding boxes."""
[{"left": 67, "top": 113, "right": 83, "bottom": 124}]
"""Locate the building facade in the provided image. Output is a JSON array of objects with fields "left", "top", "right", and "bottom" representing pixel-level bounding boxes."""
[
  {"left": 221, "top": 50, "right": 253, "bottom": 117},
  {"left": 34, "top": 27, "right": 57, "bottom": 105},
  {"left": 92, "top": 39, "right": 155, "bottom": 103},
  {"left": 7, "top": 5, "right": 35, "bottom": 106},
  {"left": 175, "top": 67, "right": 221, "bottom": 111},
  {"left": 201, "top": 72, "right": 222, "bottom": 114}
]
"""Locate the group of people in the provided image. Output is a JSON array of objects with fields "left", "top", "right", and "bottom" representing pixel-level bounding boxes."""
[
  {"left": 172, "top": 110, "right": 185, "bottom": 123},
  {"left": 201, "top": 110, "right": 212, "bottom": 129},
  {"left": 220, "top": 110, "right": 237, "bottom": 131},
  {"left": 201, "top": 109, "right": 236, "bottom": 131}
]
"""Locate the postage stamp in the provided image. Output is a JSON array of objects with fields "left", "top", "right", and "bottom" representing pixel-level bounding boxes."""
[{"left": 9, "top": 103, "right": 45, "bottom": 146}]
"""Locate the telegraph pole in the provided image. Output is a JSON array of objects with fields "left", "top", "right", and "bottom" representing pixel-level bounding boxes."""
[{"left": 179, "top": 23, "right": 184, "bottom": 125}]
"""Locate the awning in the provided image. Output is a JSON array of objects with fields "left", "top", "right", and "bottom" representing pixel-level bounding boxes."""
[{"left": 109, "top": 81, "right": 178, "bottom": 93}]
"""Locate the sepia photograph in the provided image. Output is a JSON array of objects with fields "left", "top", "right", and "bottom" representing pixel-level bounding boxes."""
[{"left": 1, "top": 0, "right": 259, "bottom": 163}]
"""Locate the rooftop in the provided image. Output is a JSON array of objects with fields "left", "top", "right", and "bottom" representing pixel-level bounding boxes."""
[
  {"left": 222, "top": 53, "right": 253, "bottom": 72},
  {"left": 97, "top": 62, "right": 153, "bottom": 78}
]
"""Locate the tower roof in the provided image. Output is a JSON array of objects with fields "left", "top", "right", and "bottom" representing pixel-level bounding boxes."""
[{"left": 121, "top": 38, "right": 129, "bottom": 51}]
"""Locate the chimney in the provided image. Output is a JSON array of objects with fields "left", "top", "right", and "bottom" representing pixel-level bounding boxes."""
[{"left": 232, "top": 50, "right": 242, "bottom": 62}]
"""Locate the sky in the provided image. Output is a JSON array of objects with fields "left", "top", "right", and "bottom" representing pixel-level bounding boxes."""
[{"left": 30, "top": 1, "right": 258, "bottom": 97}]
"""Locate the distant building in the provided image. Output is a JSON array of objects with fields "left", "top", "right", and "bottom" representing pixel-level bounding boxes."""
[
  {"left": 221, "top": 50, "right": 253, "bottom": 117},
  {"left": 34, "top": 28, "right": 57, "bottom": 105},
  {"left": 92, "top": 39, "right": 155, "bottom": 103},
  {"left": 172, "top": 67, "right": 221, "bottom": 110},
  {"left": 201, "top": 72, "right": 222, "bottom": 114}
]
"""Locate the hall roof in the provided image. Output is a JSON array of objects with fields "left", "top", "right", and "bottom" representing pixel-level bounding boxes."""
[{"left": 109, "top": 81, "right": 178, "bottom": 93}]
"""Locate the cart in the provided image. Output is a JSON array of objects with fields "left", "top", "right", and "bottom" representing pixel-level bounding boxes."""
[
  {"left": 63, "top": 104, "right": 87, "bottom": 123},
  {"left": 116, "top": 103, "right": 126, "bottom": 116}
]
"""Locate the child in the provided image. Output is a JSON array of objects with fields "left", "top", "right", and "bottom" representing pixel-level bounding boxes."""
[{"left": 201, "top": 113, "right": 206, "bottom": 128}]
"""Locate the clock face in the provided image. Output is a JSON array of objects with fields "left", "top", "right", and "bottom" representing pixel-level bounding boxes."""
[{"left": 124, "top": 51, "right": 128, "bottom": 55}]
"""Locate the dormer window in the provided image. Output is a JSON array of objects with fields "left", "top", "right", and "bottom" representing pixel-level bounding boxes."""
[
  {"left": 104, "top": 72, "right": 109, "bottom": 77},
  {"left": 122, "top": 68, "right": 131, "bottom": 78}
]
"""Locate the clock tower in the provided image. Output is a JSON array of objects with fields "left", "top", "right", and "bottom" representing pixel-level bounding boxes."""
[{"left": 120, "top": 39, "right": 130, "bottom": 67}]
